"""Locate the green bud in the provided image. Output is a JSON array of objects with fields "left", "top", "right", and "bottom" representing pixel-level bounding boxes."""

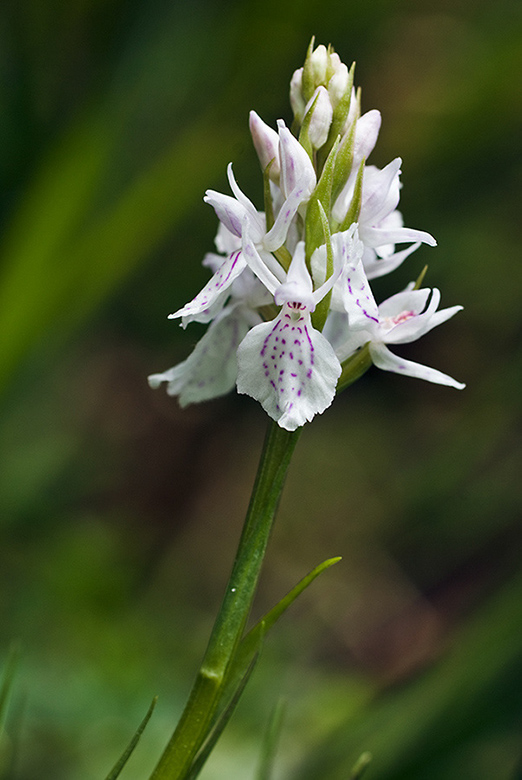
[{"left": 305, "top": 136, "right": 340, "bottom": 263}]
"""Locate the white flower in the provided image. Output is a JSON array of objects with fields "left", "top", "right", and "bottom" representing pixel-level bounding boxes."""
[
  {"left": 149, "top": 43, "right": 464, "bottom": 429},
  {"left": 172, "top": 124, "right": 316, "bottom": 329},
  {"left": 148, "top": 231, "right": 271, "bottom": 405},
  {"left": 237, "top": 240, "right": 341, "bottom": 431},
  {"left": 334, "top": 157, "right": 436, "bottom": 279},
  {"left": 334, "top": 277, "right": 465, "bottom": 388}
]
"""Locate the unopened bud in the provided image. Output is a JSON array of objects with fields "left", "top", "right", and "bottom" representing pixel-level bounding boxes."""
[
  {"left": 303, "top": 86, "right": 333, "bottom": 150},
  {"left": 249, "top": 111, "right": 280, "bottom": 180}
]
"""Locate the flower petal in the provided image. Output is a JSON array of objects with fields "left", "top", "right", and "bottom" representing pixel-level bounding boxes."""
[
  {"left": 363, "top": 242, "right": 420, "bottom": 280},
  {"left": 369, "top": 342, "right": 465, "bottom": 388},
  {"left": 236, "top": 305, "right": 341, "bottom": 430},
  {"left": 353, "top": 110, "right": 381, "bottom": 166},
  {"left": 204, "top": 190, "right": 249, "bottom": 239},
  {"left": 274, "top": 241, "right": 315, "bottom": 310},
  {"left": 360, "top": 159, "right": 402, "bottom": 226},
  {"left": 169, "top": 250, "right": 246, "bottom": 325},
  {"left": 362, "top": 224, "right": 436, "bottom": 250},
  {"left": 249, "top": 111, "right": 281, "bottom": 177},
  {"left": 149, "top": 305, "right": 255, "bottom": 405},
  {"left": 277, "top": 120, "right": 316, "bottom": 199}
]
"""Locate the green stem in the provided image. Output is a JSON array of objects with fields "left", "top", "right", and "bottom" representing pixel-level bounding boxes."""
[{"left": 150, "top": 421, "right": 302, "bottom": 780}]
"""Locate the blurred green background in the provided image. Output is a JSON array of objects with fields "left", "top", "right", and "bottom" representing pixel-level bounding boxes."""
[{"left": 0, "top": 0, "right": 521, "bottom": 777}]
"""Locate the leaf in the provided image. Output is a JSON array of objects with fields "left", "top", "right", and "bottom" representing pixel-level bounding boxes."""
[
  {"left": 0, "top": 644, "right": 20, "bottom": 733},
  {"left": 183, "top": 558, "right": 341, "bottom": 780},
  {"left": 305, "top": 138, "right": 340, "bottom": 262},
  {"left": 104, "top": 696, "right": 158, "bottom": 780},
  {"left": 349, "top": 751, "right": 372, "bottom": 779},
  {"left": 222, "top": 557, "right": 342, "bottom": 723},
  {"left": 256, "top": 698, "right": 287, "bottom": 780},
  {"left": 185, "top": 651, "right": 262, "bottom": 780}
]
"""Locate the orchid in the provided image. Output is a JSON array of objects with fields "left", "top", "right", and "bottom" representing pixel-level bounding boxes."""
[
  {"left": 237, "top": 239, "right": 341, "bottom": 431},
  {"left": 149, "top": 40, "right": 463, "bottom": 431},
  {"left": 146, "top": 43, "right": 467, "bottom": 780},
  {"left": 333, "top": 275, "right": 465, "bottom": 388}
]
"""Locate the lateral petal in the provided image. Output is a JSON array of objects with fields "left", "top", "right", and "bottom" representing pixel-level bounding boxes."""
[
  {"left": 369, "top": 342, "right": 465, "bottom": 388},
  {"left": 149, "top": 305, "right": 255, "bottom": 406},
  {"left": 169, "top": 250, "right": 246, "bottom": 325}
]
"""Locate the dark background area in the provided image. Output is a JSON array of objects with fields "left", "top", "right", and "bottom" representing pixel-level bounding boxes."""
[{"left": 0, "top": 0, "right": 521, "bottom": 777}]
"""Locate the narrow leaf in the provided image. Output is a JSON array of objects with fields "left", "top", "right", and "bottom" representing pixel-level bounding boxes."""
[
  {"left": 302, "top": 37, "right": 317, "bottom": 103},
  {"left": 305, "top": 137, "right": 340, "bottom": 263},
  {"left": 349, "top": 751, "right": 372, "bottom": 779},
  {"left": 331, "top": 118, "right": 357, "bottom": 207},
  {"left": 105, "top": 696, "right": 158, "bottom": 780},
  {"left": 228, "top": 557, "right": 342, "bottom": 698},
  {"left": 256, "top": 699, "right": 287, "bottom": 780},
  {"left": 186, "top": 652, "right": 262, "bottom": 780},
  {"left": 299, "top": 91, "right": 321, "bottom": 161},
  {"left": 413, "top": 265, "right": 428, "bottom": 290},
  {"left": 311, "top": 201, "right": 334, "bottom": 332},
  {"left": 0, "top": 644, "right": 20, "bottom": 732}
]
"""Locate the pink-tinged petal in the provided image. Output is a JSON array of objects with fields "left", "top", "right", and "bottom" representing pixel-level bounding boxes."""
[
  {"left": 277, "top": 120, "right": 316, "bottom": 198},
  {"left": 249, "top": 111, "right": 281, "bottom": 176},
  {"left": 236, "top": 305, "right": 341, "bottom": 430},
  {"left": 169, "top": 250, "right": 246, "bottom": 325},
  {"left": 342, "top": 264, "right": 379, "bottom": 330},
  {"left": 378, "top": 288, "right": 431, "bottom": 320},
  {"left": 369, "top": 343, "right": 465, "bottom": 389},
  {"left": 204, "top": 190, "right": 248, "bottom": 238},
  {"left": 149, "top": 305, "right": 255, "bottom": 406},
  {"left": 263, "top": 184, "right": 306, "bottom": 251},
  {"left": 332, "top": 235, "right": 378, "bottom": 328},
  {"left": 385, "top": 288, "right": 464, "bottom": 344}
]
